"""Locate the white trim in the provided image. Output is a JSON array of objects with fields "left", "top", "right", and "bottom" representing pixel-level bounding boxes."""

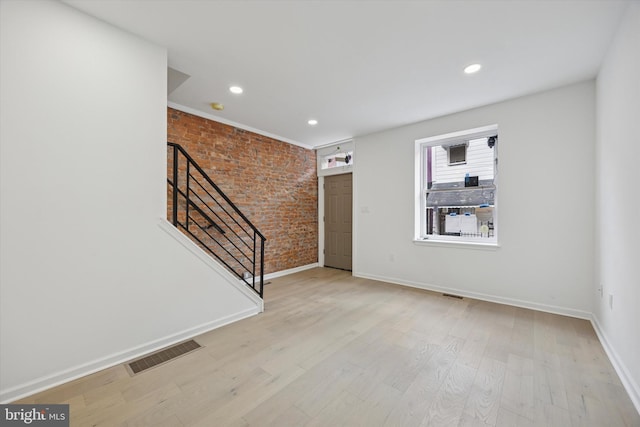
[
  {"left": 413, "top": 238, "right": 499, "bottom": 250},
  {"left": 264, "top": 263, "right": 319, "bottom": 281},
  {"left": 415, "top": 138, "right": 424, "bottom": 241},
  {"left": 158, "top": 220, "right": 264, "bottom": 310},
  {"left": 351, "top": 142, "right": 358, "bottom": 274},
  {"left": 318, "top": 165, "right": 354, "bottom": 177},
  {"left": 317, "top": 172, "right": 354, "bottom": 270},
  {"left": 318, "top": 175, "right": 325, "bottom": 267},
  {"left": 352, "top": 272, "right": 591, "bottom": 320},
  {"left": 590, "top": 315, "right": 640, "bottom": 415},
  {"left": 168, "top": 102, "right": 313, "bottom": 150},
  {"left": 415, "top": 124, "right": 498, "bottom": 146},
  {"left": 314, "top": 138, "right": 354, "bottom": 150},
  {"left": 0, "top": 307, "right": 258, "bottom": 404}
]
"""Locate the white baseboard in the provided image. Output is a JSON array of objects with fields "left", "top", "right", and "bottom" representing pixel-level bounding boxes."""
[
  {"left": 590, "top": 314, "right": 640, "bottom": 415},
  {"left": 238, "top": 264, "right": 319, "bottom": 290},
  {"left": 0, "top": 307, "right": 259, "bottom": 404},
  {"left": 352, "top": 272, "right": 592, "bottom": 320},
  {"left": 264, "top": 263, "right": 319, "bottom": 281}
]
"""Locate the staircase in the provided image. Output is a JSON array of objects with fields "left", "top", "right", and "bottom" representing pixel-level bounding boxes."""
[{"left": 167, "top": 142, "right": 266, "bottom": 297}]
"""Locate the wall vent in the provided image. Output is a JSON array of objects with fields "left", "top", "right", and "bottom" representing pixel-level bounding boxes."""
[
  {"left": 127, "top": 339, "right": 201, "bottom": 374},
  {"left": 443, "top": 293, "right": 464, "bottom": 299}
]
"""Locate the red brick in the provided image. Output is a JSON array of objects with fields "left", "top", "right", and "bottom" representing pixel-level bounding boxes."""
[{"left": 167, "top": 108, "right": 318, "bottom": 274}]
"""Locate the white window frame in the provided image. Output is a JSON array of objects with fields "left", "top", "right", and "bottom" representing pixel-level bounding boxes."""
[{"left": 414, "top": 124, "right": 498, "bottom": 246}]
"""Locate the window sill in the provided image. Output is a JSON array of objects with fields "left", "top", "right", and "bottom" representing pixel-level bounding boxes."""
[{"left": 413, "top": 238, "right": 500, "bottom": 250}]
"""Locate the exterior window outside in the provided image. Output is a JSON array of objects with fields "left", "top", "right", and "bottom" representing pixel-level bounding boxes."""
[
  {"left": 417, "top": 125, "right": 498, "bottom": 244},
  {"left": 316, "top": 141, "right": 354, "bottom": 178},
  {"left": 447, "top": 144, "right": 467, "bottom": 165},
  {"left": 321, "top": 151, "right": 353, "bottom": 170}
]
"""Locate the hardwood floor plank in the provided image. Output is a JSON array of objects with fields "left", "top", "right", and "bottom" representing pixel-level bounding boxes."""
[
  {"left": 482, "top": 324, "right": 513, "bottom": 364},
  {"left": 532, "top": 358, "right": 569, "bottom": 410},
  {"left": 266, "top": 405, "right": 310, "bottom": 427},
  {"left": 70, "top": 391, "right": 127, "bottom": 426},
  {"left": 303, "top": 389, "right": 362, "bottom": 427},
  {"left": 499, "top": 353, "right": 535, "bottom": 421},
  {"left": 495, "top": 407, "right": 535, "bottom": 427},
  {"left": 340, "top": 382, "right": 402, "bottom": 427},
  {"left": 241, "top": 389, "right": 300, "bottom": 426},
  {"left": 293, "top": 360, "right": 364, "bottom": 417},
  {"left": 382, "top": 340, "right": 440, "bottom": 393},
  {"left": 383, "top": 364, "right": 448, "bottom": 427},
  {"left": 457, "top": 328, "right": 490, "bottom": 370},
  {"left": 124, "top": 414, "right": 184, "bottom": 427},
  {"left": 462, "top": 356, "right": 506, "bottom": 426},
  {"left": 345, "top": 342, "right": 407, "bottom": 400},
  {"left": 421, "top": 361, "right": 477, "bottom": 426},
  {"left": 538, "top": 401, "right": 572, "bottom": 427},
  {"left": 457, "top": 412, "right": 492, "bottom": 427}
]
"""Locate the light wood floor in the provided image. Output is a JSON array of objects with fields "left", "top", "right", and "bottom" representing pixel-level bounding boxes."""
[{"left": 16, "top": 268, "right": 639, "bottom": 426}]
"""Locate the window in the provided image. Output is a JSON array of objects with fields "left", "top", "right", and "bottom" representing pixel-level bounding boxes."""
[
  {"left": 447, "top": 144, "right": 467, "bottom": 165},
  {"left": 321, "top": 151, "right": 352, "bottom": 169},
  {"left": 316, "top": 141, "right": 354, "bottom": 177},
  {"left": 415, "top": 125, "right": 498, "bottom": 244}
]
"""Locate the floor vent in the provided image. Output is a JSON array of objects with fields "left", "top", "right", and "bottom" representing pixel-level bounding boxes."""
[
  {"left": 127, "top": 340, "right": 201, "bottom": 374},
  {"left": 443, "top": 293, "right": 464, "bottom": 299}
]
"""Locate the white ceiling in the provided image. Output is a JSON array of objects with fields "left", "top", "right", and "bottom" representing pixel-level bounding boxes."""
[{"left": 63, "top": 0, "right": 630, "bottom": 148}]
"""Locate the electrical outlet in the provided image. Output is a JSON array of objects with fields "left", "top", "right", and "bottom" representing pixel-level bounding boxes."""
[{"left": 598, "top": 286, "right": 603, "bottom": 297}]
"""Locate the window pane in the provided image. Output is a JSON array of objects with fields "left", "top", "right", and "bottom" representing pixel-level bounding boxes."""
[
  {"left": 321, "top": 151, "right": 353, "bottom": 170},
  {"left": 422, "top": 134, "right": 496, "bottom": 241},
  {"left": 448, "top": 145, "right": 466, "bottom": 164}
]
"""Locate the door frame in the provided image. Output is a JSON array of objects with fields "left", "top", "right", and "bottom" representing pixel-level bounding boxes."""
[{"left": 318, "top": 172, "right": 354, "bottom": 270}]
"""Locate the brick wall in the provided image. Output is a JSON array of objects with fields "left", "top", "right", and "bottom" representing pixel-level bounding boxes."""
[{"left": 167, "top": 108, "right": 318, "bottom": 274}]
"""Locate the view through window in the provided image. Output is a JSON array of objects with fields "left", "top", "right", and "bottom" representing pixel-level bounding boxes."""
[{"left": 416, "top": 125, "right": 498, "bottom": 244}]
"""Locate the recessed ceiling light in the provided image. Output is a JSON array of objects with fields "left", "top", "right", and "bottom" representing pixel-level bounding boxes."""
[
  {"left": 464, "top": 64, "right": 482, "bottom": 74},
  {"left": 308, "top": 119, "right": 318, "bottom": 126},
  {"left": 229, "top": 85, "right": 243, "bottom": 94}
]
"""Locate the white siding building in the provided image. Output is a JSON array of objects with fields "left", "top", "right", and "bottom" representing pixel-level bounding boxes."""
[{"left": 430, "top": 137, "right": 495, "bottom": 184}]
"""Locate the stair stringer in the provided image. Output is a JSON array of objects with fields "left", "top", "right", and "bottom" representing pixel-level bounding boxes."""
[{"left": 158, "top": 219, "right": 264, "bottom": 312}]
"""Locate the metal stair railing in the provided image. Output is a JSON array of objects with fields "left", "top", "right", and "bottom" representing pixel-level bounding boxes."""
[{"left": 167, "top": 142, "right": 266, "bottom": 298}]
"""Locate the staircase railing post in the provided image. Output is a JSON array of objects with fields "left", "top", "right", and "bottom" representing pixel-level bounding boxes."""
[
  {"left": 185, "top": 161, "right": 190, "bottom": 231},
  {"left": 260, "top": 237, "right": 265, "bottom": 298},
  {"left": 172, "top": 144, "right": 178, "bottom": 226},
  {"left": 252, "top": 230, "right": 256, "bottom": 291}
]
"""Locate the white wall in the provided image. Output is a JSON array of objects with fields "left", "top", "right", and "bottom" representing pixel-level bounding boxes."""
[
  {"left": 354, "top": 81, "right": 595, "bottom": 318},
  {"left": 594, "top": 2, "right": 640, "bottom": 411},
  {"left": 0, "top": 0, "right": 260, "bottom": 402}
]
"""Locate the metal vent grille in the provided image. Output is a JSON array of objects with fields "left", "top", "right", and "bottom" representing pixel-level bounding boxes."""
[
  {"left": 443, "top": 293, "right": 464, "bottom": 299},
  {"left": 128, "top": 340, "right": 201, "bottom": 374}
]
